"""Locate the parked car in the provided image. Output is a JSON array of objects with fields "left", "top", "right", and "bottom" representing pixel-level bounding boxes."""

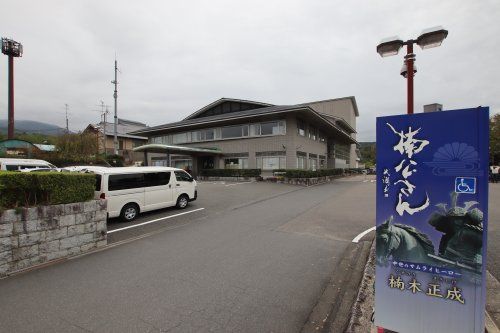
[
  {"left": 90, "top": 166, "right": 197, "bottom": 222},
  {"left": 60, "top": 166, "right": 109, "bottom": 173},
  {"left": 0, "top": 158, "right": 56, "bottom": 171},
  {"left": 20, "top": 167, "right": 60, "bottom": 172}
]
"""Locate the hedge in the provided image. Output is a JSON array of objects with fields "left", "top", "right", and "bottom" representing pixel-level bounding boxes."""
[
  {"left": 0, "top": 171, "right": 96, "bottom": 209},
  {"left": 200, "top": 169, "right": 261, "bottom": 177},
  {"left": 274, "top": 168, "right": 344, "bottom": 178}
]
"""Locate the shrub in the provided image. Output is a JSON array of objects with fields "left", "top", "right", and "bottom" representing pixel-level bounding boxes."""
[
  {"left": 106, "top": 154, "right": 124, "bottom": 167},
  {"left": 0, "top": 171, "right": 96, "bottom": 209},
  {"left": 200, "top": 169, "right": 261, "bottom": 177},
  {"left": 279, "top": 169, "right": 344, "bottom": 178}
]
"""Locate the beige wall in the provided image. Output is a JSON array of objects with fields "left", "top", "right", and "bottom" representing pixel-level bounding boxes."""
[
  {"left": 303, "top": 98, "right": 358, "bottom": 167},
  {"left": 99, "top": 136, "right": 139, "bottom": 152}
]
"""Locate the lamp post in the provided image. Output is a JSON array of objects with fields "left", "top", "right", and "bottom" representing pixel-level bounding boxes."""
[
  {"left": 375, "top": 27, "right": 448, "bottom": 333},
  {"left": 1, "top": 38, "right": 23, "bottom": 139},
  {"left": 376, "top": 27, "right": 448, "bottom": 115}
]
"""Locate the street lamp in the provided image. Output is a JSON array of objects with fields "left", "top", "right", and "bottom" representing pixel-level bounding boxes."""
[
  {"left": 376, "top": 27, "right": 448, "bottom": 115},
  {"left": 1, "top": 38, "right": 23, "bottom": 139}
]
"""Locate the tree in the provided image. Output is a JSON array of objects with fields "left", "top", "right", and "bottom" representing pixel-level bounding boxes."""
[
  {"left": 491, "top": 113, "right": 500, "bottom": 165},
  {"left": 56, "top": 133, "right": 98, "bottom": 159},
  {"left": 359, "top": 142, "right": 376, "bottom": 167},
  {"left": 15, "top": 133, "right": 57, "bottom": 145}
]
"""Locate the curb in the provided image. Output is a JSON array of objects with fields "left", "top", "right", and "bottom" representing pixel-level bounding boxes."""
[
  {"left": 346, "top": 240, "right": 375, "bottom": 333},
  {"left": 301, "top": 239, "right": 373, "bottom": 332},
  {"left": 486, "top": 311, "right": 500, "bottom": 333},
  {"left": 486, "top": 270, "right": 500, "bottom": 333}
]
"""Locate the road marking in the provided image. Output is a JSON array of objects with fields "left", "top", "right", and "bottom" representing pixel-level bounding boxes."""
[
  {"left": 108, "top": 208, "right": 205, "bottom": 234},
  {"left": 225, "top": 182, "right": 252, "bottom": 187},
  {"left": 352, "top": 226, "right": 376, "bottom": 243}
]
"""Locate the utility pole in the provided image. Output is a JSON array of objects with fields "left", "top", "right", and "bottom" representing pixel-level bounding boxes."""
[
  {"left": 64, "top": 104, "right": 69, "bottom": 133},
  {"left": 98, "top": 100, "right": 109, "bottom": 156},
  {"left": 1, "top": 38, "right": 23, "bottom": 139},
  {"left": 111, "top": 58, "right": 119, "bottom": 155}
]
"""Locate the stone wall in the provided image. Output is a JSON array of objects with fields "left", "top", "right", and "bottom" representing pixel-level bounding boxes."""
[{"left": 0, "top": 200, "right": 107, "bottom": 277}]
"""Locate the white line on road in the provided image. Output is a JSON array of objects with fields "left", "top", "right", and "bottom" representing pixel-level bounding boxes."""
[
  {"left": 108, "top": 208, "right": 205, "bottom": 234},
  {"left": 225, "top": 182, "right": 253, "bottom": 187},
  {"left": 352, "top": 226, "right": 376, "bottom": 243}
]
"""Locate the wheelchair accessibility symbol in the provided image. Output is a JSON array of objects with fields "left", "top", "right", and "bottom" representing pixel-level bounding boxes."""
[{"left": 455, "top": 177, "right": 476, "bottom": 194}]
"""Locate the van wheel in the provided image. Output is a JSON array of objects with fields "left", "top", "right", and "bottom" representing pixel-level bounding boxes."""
[
  {"left": 176, "top": 195, "right": 189, "bottom": 209},
  {"left": 120, "top": 203, "right": 139, "bottom": 222}
]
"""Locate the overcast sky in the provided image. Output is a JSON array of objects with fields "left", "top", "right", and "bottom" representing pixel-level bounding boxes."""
[{"left": 1, "top": 0, "right": 499, "bottom": 141}]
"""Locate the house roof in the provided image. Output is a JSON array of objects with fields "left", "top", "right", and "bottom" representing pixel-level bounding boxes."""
[
  {"left": 85, "top": 120, "right": 148, "bottom": 140},
  {"left": 183, "top": 97, "right": 274, "bottom": 120},
  {"left": 33, "top": 144, "right": 56, "bottom": 152},
  {"left": 133, "top": 144, "right": 223, "bottom": 155},
  {"left": 318, "top": 113, "right": 357, "bottom": 133}
]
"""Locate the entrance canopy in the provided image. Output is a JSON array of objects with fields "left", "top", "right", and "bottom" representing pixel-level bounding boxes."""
[{"left": 133, "top": 144, "right": 222, "bottom": 155}]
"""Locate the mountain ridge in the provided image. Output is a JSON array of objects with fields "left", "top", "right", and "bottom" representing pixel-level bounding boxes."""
[{"left": 0, "top": 120, "right": 67, "bottom": 135}]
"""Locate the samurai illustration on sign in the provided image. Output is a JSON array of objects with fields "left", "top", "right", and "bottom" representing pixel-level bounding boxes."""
[{"left": 376, "top": 192, "right": 484, "bottom": 275}]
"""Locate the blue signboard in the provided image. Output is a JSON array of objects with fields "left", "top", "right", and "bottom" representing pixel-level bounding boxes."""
[{"left": 375, "top": 107, "right": 489, "bottom": 333}]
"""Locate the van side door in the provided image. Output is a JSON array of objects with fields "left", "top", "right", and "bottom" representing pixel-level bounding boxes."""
[
  {"left": 107, "top": 173, "right": 146, "bottom": 217},
  {"left": 144, "top": 171, "right": 174, "bottom": 210}
]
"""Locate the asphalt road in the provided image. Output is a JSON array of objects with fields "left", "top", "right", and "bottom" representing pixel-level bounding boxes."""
[{"left": 0, "top": 176, "right": 377, "bottom": 333}]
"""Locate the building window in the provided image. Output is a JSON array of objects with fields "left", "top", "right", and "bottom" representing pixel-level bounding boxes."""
[
  {"left": 257, "top": 156, "right": 286, "bottom": 170},
  {"left": 221, "top": 125, "right": 249, "bottom": 139},
  {"left": 297, "top": 152, "right": 307, "bottom": 169},
  {"left": 173, "top": 132, "right": 190, "bottom": 144},
  {"left": 119, "top": 140, "right": 124, "bottom": 150},
  {"left": 319, "top": 155, "right": 326, "bottom": 169},
  {"left": 154, "top": 120, "right": 285, "bottom": 145},
  {"left": 204, "top": 129, "right": 215, "bottom": 140},
  {"left": 335, "top": 144, "right": 350, "bottom": 161},
  {"left": 260, "top": 121, "right": 285, "bottom": 136},
  {"left": 309, "top": 126, "right": 317, "bottom": 141},
  {"left": 224, "top": 158, "right": 248, "bottom": 169},
  {"left": 319, "top": 132, "right": 326, "bottom": 143},
  {"left": 297, "top": 120, "right": 306, "bottom": 136},
  {"left": 172, "top": 158, "right": 193, "bottom": 171},
  {"left": 191, "top": 131, "right": 201, "bottom": 142},
  {"left": 309, "top": 153, "right": 317, "bottom": 171},
  {"left": 256, "top": 151, "right": 286, "bottom": 170},
  {"left": 250, "top": 124, "right": 260, "bottom": 136}
]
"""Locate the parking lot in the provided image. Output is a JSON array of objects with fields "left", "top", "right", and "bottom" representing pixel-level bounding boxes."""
[{"left": 106, "top": 180, "right": 302, "bottom": 244}]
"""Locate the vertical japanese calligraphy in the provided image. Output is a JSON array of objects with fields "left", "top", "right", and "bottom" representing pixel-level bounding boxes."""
[{"left": 386, "top": 122, "right": 430, "bottom": 216}]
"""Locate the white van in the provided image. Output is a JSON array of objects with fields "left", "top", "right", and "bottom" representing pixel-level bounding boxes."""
[
  {"left": 92, "top": 167, "right": 197, "bottom": 221},
  {"left": 0, "top": 158, "right": 56, "bottom": 171}
]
